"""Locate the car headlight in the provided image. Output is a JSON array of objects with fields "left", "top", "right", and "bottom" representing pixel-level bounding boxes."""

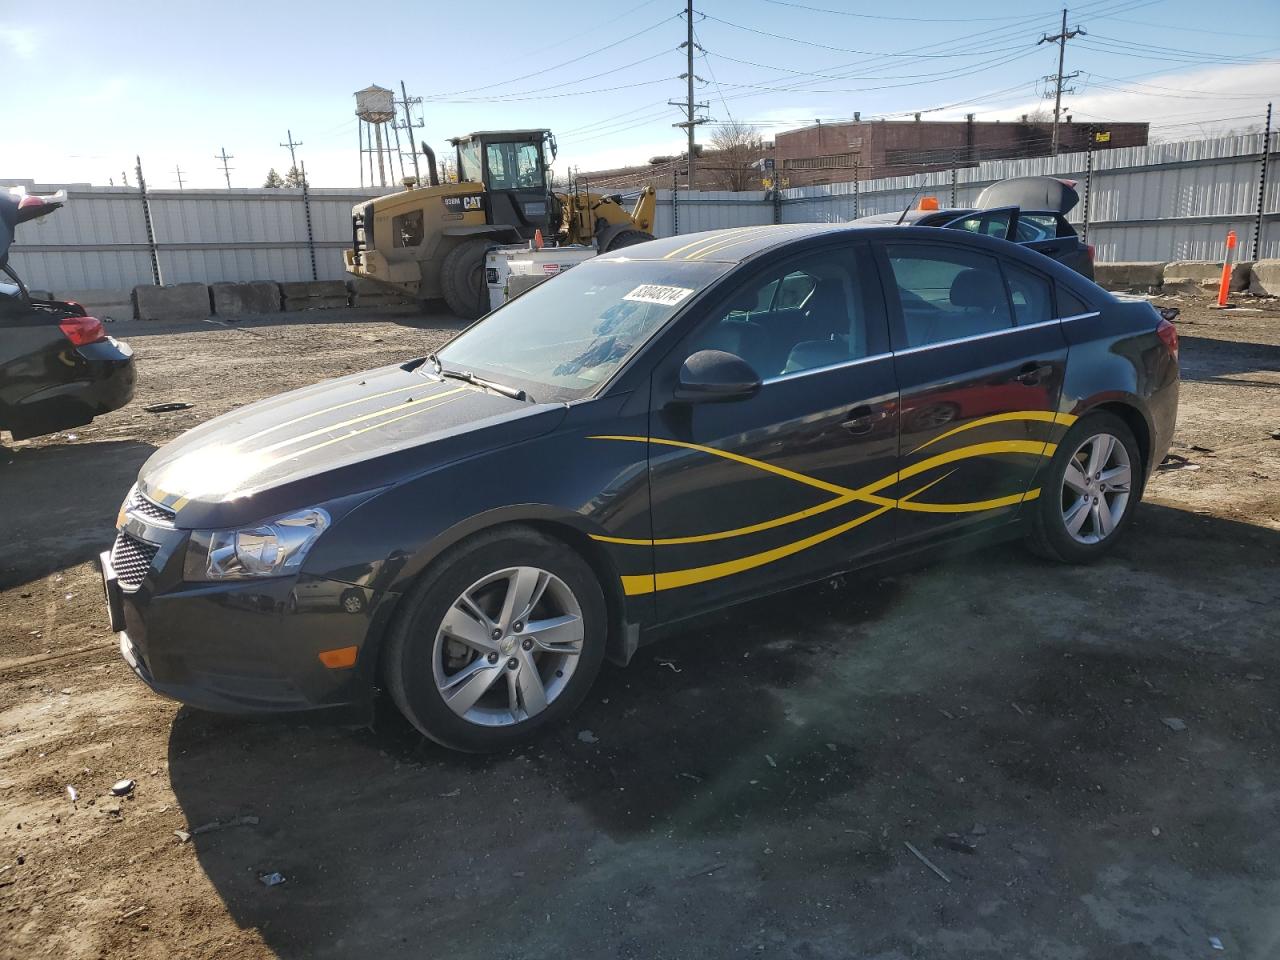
[{"left": 184, "top": 508, "right": 330, "bottom": 581}]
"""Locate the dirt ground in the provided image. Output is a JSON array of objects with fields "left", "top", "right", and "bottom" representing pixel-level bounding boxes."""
[{"left": 1, "top": 297, "right": 1278, "bottom": 960}]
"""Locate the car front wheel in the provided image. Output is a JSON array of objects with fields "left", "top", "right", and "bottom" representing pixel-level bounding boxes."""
[
  {"left": 1026, "top": 411, "right": 1142, "bottom": 563},
  {"left": 384, "top": 526, "right": 607, "bottom": 752}
]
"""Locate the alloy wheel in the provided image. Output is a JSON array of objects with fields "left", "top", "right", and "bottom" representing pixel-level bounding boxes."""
[
  {"left": 1060, "top": 432, "right": 1132, "bottom": 545},
  {"left": 431, "top": 566, "right": 584, "bottom": 727}
]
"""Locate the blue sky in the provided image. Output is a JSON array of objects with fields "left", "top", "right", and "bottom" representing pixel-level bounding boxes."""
[{"left": 2, "top": 0, "right": 1277, "bottom": 188}]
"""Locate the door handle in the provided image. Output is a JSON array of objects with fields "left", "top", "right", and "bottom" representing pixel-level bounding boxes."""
[
  {"left": 841, "top": 405, "right": 881, "bottom": 435},
  {"left": 1016, "top": 362, "right": 1055, "bottom": 385}
]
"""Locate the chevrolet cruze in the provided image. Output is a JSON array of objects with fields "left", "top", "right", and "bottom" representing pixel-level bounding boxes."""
[{"left": 102, "top": 223, "right": 1179, "bottom": 751}]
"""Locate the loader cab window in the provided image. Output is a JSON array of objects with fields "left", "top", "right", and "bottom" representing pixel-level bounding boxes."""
[
  {"left": 457, "top": 140, "right": 483, "bottom": 184},
  {"left": 484, "top": 142, "right": 545, "bottom": 191}
]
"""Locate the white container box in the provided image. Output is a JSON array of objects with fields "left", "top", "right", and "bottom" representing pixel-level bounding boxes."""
[{"left": 485, "top": 244, "right": 597, "bottom": 311}]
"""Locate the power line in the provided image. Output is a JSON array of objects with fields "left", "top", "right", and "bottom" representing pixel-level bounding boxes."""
[
  {"left": 214, "top": 147, "right": 234, "bottom": 188},
  {"left": 761, "top": 0, "right": 1061, "bottom": 22},
  {"left": 430, "top": 77, "right": 677, "bottom": 104},
  {"left": 426, "top": 12, "right": 681, "bottom": 98},
  {"left": 173, "top": 165, "right": 185, "bottom": 190}
]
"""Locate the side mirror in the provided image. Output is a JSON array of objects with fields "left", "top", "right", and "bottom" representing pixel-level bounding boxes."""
[{"left": 673, "top": 349, "right": 761, "bottom": 403}]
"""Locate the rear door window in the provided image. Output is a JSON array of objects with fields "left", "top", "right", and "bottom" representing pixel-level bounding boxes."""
[
  {"left": 885, "top": 244, "right": 1014, "bottom": 348},
  {"left": 1013, "top": 214, "right": 1058, "bottom": 243},
  {"left": 944, "top": 209, "right": 1015, "bottom": 240}
]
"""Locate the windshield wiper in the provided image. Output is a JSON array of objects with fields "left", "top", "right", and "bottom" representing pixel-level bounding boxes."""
[{"left": 438, "top": 365, "right": 529, "bottom": 402}]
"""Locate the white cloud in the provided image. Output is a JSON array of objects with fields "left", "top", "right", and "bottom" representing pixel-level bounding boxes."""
[
  {"left": 954, "top": 62, "right": 1280, "bottom": 137},
  {"left": 0, "top": 25, "right": 38, "bottom": 59}
]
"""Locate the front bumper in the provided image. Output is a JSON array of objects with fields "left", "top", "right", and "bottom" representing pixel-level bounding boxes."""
[{"left": 101, "top": 541, "right": 388, "bottom": 715}]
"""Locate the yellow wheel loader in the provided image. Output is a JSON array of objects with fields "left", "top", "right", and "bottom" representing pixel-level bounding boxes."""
[{"left": 344, "top": 129, "right": 656, "bottom": 319}]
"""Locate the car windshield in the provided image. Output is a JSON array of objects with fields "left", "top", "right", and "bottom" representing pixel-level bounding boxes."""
[{"left": 435, "top": 258, "right": 731, "bottom": 402}]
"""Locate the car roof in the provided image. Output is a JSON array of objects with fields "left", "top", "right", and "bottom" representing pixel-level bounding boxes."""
[
  {"left": 595, "top": 220, "right": 1092, "bottom": 293},
  {"left": 601, "top": 223, "right": 881, "bottom": 264}
]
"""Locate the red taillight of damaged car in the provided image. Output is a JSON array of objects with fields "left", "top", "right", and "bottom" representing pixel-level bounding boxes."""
[
  {"left": 58, "top": 315, "right": 107, "bottom": 346},
  {"left": 1156, "top": 317, "right": 1179, "bottom": 360}
]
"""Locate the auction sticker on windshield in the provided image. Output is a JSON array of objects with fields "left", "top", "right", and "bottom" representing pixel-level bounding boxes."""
[{"left": 622, "top": 284, "right": 695, "bottom": 307}]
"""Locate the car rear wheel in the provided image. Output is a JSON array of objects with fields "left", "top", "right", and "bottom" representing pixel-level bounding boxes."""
[
  {"left": 1026, "top": 411, "right": 1141, "bottom": 563},
  {"left": 384, "top": 526, "right": 607, "bottom": 752}
]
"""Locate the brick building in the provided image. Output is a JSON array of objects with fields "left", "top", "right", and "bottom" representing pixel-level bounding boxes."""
[
  {"left": 573, "top": 116, "right": 1148, "bottom": 192},
  {"left": 773, "top": 116, "right": 1149, "bottom": 187}
]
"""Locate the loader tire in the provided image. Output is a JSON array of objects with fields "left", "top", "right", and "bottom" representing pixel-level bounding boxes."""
[
  {"left": 602, "top": 229, "right": 655, "bottom": 253},
  {"left": 441, "top": 239, "right": 491, "bottom": 320}
]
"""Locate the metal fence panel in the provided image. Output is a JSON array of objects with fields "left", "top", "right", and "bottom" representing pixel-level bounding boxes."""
[{"left": 8, "top": 134, "right": 1279, "bottom": 293}]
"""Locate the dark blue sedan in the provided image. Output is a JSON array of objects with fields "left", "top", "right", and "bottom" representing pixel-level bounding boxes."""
[{"left": 103, "top": 222, "right": 1179, "bottom": 751}]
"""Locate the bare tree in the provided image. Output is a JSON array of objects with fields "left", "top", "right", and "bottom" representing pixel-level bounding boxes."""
[{"left": 708, "top": 121, "right": 766, "bottom": 191}]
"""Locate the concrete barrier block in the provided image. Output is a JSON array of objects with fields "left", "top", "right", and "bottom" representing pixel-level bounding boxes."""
[
  {"left": 283, "top": 295, "right": 348, "bottom": 312},
  {"left": 280, "top": 280, "right": 348, "bottom": 301},
  {"left": 1093, "top": 262, "right": 1166, "bottom": 292},
  {"left": 1163, "top": 260, "right": 1223, "bottom": 283},
  {"left": 351, "top": 294, "right": 415, "bottom": 308},
  {"left": 210, "top": 281, "right": 280, "bottom": 316},
  {"left": 348, "top": 277, "right": 396, "bottom": 296},
  {"left": 132, "top": 283, "right": 210, "bottom": 322},
  {"left": 1250, "top": 260, "right": 1280, "bottom": 296},
  {"left": 56, "top": 288, "right": 135, "bottom": 320}
]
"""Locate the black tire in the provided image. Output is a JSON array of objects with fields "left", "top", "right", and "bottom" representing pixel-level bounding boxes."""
[
  {"left": 1025, "top": 411, "right": 1142, "bottom": 564},
  {"left": 602, "top": 229, "right": 655, "bottom": 253},
  {"left": 440, "top": 238, "right": 491, "bottom": 320},
  {"left": 384, "top": 525, "right": 608, "bottom": 752}
]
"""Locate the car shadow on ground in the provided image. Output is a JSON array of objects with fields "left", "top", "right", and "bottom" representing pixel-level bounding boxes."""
[
  {"left": 0, "top": 439, "right": 154, "bottom": 591},
  {"left": 166, "top": 503, "right": 1280, "bottom": 959},
  {"left": 1177, "top": 332, "right": 1280, "bottom": 386}
]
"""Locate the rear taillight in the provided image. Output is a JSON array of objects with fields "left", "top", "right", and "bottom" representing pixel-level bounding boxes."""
[
  {"left": 1086, "top": 243, "right": 1096, "bottom": 262},
  {"left": 58, "top": 315, "right": 106, "bottom": 346},
  {"left": 1156, "top": 317, "right": 1179, "bottom": 359}
]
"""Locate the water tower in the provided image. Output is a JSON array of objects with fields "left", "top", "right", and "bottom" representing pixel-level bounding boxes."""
[{"left": 355, "top": 84, "right": 399, "bottom": 189}]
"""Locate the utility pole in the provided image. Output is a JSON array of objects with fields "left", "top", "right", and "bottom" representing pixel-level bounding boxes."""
[
  {"left": 215, "top": 147, "right": 235, "bottom": 188},
  {"left": 280, "top": 129, "right": 303, "bottom": 174},
  {"left": 399, "top": 80, "right": 426, "bottom": 185},
  {"left": 174, "top": 165, "right": 186, "bottom": 190},
  {"left": 1040, "top": 8, "right": 1084, "bottom": 156},
  {"left": 670, "top": 0, "right": 709, "bottom": 190}
]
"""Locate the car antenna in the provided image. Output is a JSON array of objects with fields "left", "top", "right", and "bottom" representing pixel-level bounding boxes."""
[{"left": 895, "top": 180, "right": 927, "bottom": 225}]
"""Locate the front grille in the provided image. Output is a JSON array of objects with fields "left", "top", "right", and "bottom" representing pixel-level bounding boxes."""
[
  {"left": 111, "top": 532, "right": 159, "bottom": 589},
  {"left": 127, "top": 490, "right": 175, "bottom": 526}
]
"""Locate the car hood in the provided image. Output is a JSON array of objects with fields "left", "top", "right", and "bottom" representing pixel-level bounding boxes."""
[
  {"left": 975, "top": 176, "right": 1079, "bottom": 215},
  {"left": 137, "top": 362, "right": 567, "bottom": 529}
]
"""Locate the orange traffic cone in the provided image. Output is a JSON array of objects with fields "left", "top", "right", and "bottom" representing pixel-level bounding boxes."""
[
  {"left": 1213, "top": 230, "right": 1237, "bottom": 309},
  {"left": 534, "top": 228, "right": 544, "bottom": 250}
]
